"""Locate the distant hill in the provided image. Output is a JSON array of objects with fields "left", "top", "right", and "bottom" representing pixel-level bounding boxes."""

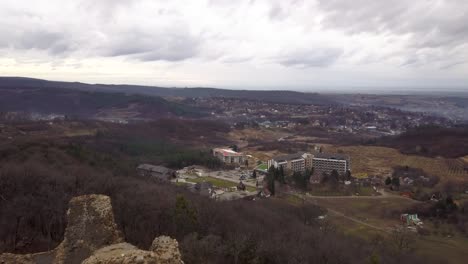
[
  {"left": 0, "top": 84, "right": 205, "bottom": 120},
  {"left": 0, "top": 77, "right": 335, "bottom": 105},
  {"left": 332, "top": 93, "right": 468, "bottom": 121}
]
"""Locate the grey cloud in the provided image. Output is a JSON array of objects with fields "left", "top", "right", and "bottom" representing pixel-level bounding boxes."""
[
  {"left": 14, "top": 30, "right": 74, "bottom": 55},
  {"left": 317, "top": 0, "right": 468, "bottom": 49},
  {"left": 397, "top": 43, "right": 468, "bottom": 70},
  {"left": 221, "top": 56, "right": 253, "bottom": 63},
  {"left": 78, "top": 0, "right": 137, "bottom": 20},
  {"left": 269, "top": 5, "right": 285, "bottom": 20},
  {"left": 208, "top": 0, "right": 246, "bottom": 7},
  {"left": 278, "top": 48, "right": 343, "bottom": 67},
  {"left": 105, "top": 29, "right": 200, "bottom": 62},
  {"left": 268, "top": 0, "right": 303, "bottom": 21},
  {"left": 317, "top": 0, "right": 468, "bottom": 67},
  {"left": 0, "top": 2, "right": 200, "bottom": 62}
]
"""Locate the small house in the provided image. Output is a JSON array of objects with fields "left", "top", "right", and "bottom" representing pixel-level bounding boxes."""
[
  {"left": 400, "top": 214, "right": 423, "bottom": 226},
  {"left": 137, "top": 164, "right": 175, "bottom": 181}
]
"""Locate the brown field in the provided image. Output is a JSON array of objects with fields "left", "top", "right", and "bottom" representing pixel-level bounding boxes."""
[
  {"left": 232, "top": 127, "right": 468, "bottom": 186},
  {"left": 95, "top": 103, "right": 141, "bottom": 119},
  {"left": 309, "top": 197, "right": 419, "bottom": 229},
  {"left": 324, "top": 145, "right": 468, "bottom": 183},
  {"left": 462, "top": 156, "right": 468, "bottom": 163},
  {"left": 228, "top": 128, "right": 291, "bottom": 143},
  {"left": 304, "top": 197, "right": 468, "bottom": 264}
]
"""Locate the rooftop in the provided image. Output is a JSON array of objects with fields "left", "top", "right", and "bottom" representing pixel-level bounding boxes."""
[
  {"left": 314, "top": 153, "right": 349, "bottom": 161},
  {"left": 213, "top": 148, "right": 244, "bottom": 157},
  {"left": 272, "top": 152, "right": 307, "bottom": 162},
  {"left": 137, "top": 164, "right": 173, "bottom": 174}
]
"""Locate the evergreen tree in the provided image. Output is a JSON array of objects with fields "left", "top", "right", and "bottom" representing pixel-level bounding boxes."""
[
  {"left": 173, "top": 195, "right": 198, "bottom": 237},
  {"left": 330, "top": 170, "right": 340, "bottom": 188},
  {"left": 321, "top": 172, "right": 330, "bottom": 184},
  {"left": 278, "top": 166, "right": 285, "bottom": 184},
  {"left": 391, "top": 177, "right": 400, "bottom": 187},
  {"left": 230, "top": 145, "right": 239, "bottom": 152},
  {"left": 304, "top": 168, "right": 312, "bottom": 187},
  {"left": 345, "top": 170, "right": 352, "bottom": 181},
  {"left": 267, "top": 166, "right": 276, "bottom": 195},
  {"left": 292, "top": 171, "right": 307, "bottom": 190},
  {"left": 268, "top": 165, "right": 276, "bottom": 175},
  {"left": 330, "top": 170, "right": 340, "bottom": 182},
  {"left": 368, "top": 253, "right": 380, "bottom": 264},
  {"left": 385, "top": 177, "right": 392, "bottom": 185}
]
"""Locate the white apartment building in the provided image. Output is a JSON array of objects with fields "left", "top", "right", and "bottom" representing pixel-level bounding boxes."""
[
  {"left": 267, "top": 152, "right": 313, "bottom": 173},
  {"left": 312, "top": 153, "right": 350, "bottom": 176}
]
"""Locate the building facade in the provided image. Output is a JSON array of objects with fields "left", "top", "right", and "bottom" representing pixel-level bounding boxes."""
[
  {"left": 267, "top": 152, "right": 313, "bottom": 173},
  {"left": 312, "top": 153, "right": 350, "bottom": 176},
  {"left": 213, "top": 148, "right": 246, "bottom": 164}
]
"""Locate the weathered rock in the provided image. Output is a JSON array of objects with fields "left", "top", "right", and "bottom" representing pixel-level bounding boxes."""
[
  {"left": 0, "top": 195, "right": 182, "bottom": 264},
  {"left": 150, "top": 236, "right": 183, "bottom": 264},
  {"left": 82, "top": 238, "right": 184, "bottom": 264},
  {"left": 0, "top": 253, "right": 34, "bottom": 264},
  {"left": 53, "top": 194, "right": 124, "bottom": 264},
  {"left": 82, "top": 243, "right": 158, "bottom": 264}
]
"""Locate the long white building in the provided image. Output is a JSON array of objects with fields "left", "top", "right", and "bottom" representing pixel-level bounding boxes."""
[
  {"left": 312, "top": 153, "right": 350, "bottom": 176},
  {"left": 267, "top": 152, "right": 313, "bottom": 173}
]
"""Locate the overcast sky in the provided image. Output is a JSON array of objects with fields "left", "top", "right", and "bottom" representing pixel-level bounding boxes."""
[{"left": 0, "top": 0, "right": 467, "bottom": 90}]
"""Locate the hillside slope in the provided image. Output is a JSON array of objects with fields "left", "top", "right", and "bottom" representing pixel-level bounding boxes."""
[
  {"left": 0, "top": 85, "right": 205, "bottom": 120},
  {"left": 0, "top": 77, "right": 335, "bottom": 105},
  {"left": 368, "top": 125, "right": 468, "bottom": 158}
]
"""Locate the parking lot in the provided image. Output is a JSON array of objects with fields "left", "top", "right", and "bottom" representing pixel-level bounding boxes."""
[
  {"left": 204, "top": 169, "right": 262, "bottom": 188},
  {"left": 177, "top": 167, "right": 263, "bottom": 188}
]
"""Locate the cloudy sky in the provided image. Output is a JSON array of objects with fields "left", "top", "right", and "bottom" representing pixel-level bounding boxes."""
[{"left": 0, "top": 0, "right": 467, "bottom": 91}]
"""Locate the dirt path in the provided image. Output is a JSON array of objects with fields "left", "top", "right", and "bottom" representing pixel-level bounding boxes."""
[
  {"left": 288, "top": 191, "right": 420, "bottom": 233},
  {"left": 305, "top": 190, "right": 414, "bottom": 201}
]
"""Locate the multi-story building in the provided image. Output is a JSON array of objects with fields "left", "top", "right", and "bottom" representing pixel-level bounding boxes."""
[
  {"left": 213, "top": 148, "right": 246, "bottom": 164},
  {"left": 267, "top": 152, "right": 313, "bottom": 173},
  {"left": 312, "top": 153, "right": 350, "bottom": 176}
]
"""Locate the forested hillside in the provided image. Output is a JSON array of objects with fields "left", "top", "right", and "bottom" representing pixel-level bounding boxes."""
[
  {"left": 368, "top": 125, "right": 468, "bottom": 158},
  {"left": 0, "top": 86, "right": 205, "bottom": 120}
]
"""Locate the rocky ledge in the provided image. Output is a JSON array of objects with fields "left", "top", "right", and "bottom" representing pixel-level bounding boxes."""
[{"left": 0, "top": 194, "right": 183, "bottom": 264}]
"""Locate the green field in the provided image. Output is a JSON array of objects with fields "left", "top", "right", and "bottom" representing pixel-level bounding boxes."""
[{"left": 257, "top": 164, "right": 268, "bottom": 171}]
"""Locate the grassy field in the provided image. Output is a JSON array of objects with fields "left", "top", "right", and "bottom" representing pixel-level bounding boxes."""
[
  {"left": 310, "top": 197, "right": 419, "bottom": 228},
  {"left": 308, "top": 187, "right": 351, "bottom": 196},
  {"left": 233, "top": 125, "right": 468, "bottom": 185},
  {"left": 353, "top": 172, "right": 368, "bottom": 179},
  {"left": 186, "top": 177, "right": 256, "bottom": 192},
  {"left": 308, "top": 185, "right": 376, "bottom": 196},
  {"left": 304, "top": 196, "right": 468, "bottom": 264},
  {"left": 257, "top": 164, "right": 268, "bottom": 170}
]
